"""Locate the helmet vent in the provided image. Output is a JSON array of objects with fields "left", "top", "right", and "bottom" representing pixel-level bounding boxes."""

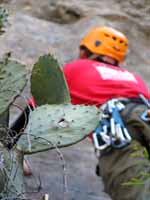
[
  {"left": 104, "top": 33, "right": 109, "bottom": 37},
  {"left": 112, "top": 36, "right": 117, "bottom": 40},
  {"left": 95, "top": 40, "right": 101, "bottom": 47}
]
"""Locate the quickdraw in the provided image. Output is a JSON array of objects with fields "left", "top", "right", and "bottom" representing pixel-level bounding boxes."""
[{"left": 93, "top": 98, "right": 132, "bottom": 150}]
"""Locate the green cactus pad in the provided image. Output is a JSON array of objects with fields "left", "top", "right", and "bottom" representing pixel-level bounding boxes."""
[
  {"left": 0, "top": 57, "right": 27, "bottom": 123},
  {"left": 31, "top": 54, "right": 70, "bottom": 105},
  {"left": 17, "top": 104, "right": 99, "bottom": 154}
]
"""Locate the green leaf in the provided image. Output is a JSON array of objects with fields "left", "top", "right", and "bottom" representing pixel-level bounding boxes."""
[
  {"left": 17, "top": 104, "right": 99, "bottom": 154},
  {"left": 31, "top": 54, "right": 70, "bottom": 105},
  {"left": 122, "top": 178, "right": 144, "bottom": 186}
]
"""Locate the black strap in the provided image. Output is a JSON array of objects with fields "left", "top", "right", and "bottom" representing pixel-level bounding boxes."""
[
  {"left": 121, "top": 97, "right": 149, "bottom": 105},
  {"left": 122, "top": 103, "right": 145, "bottom": 119}
]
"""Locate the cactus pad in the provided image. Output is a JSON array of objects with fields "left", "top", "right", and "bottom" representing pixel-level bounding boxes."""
[
  {"left": 31, "top": 54, "right": 70, "bottom": 105},
  {"left": 0, "top": 56, "right": 27, "bottom": 123},
  {"left": 17, "top": 104, "right": 99, "bottom": 154}
]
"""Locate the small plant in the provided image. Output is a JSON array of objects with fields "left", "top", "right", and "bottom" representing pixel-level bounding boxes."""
[
  {"left": 0, "top": 7, "right": 8, "bottom": 34},
  {"left": 122, "top": 144, "right": 150, "bottom": 192}
]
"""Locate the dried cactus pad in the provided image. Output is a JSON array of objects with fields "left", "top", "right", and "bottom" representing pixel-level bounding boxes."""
[
  {"left": 17, "top": 104, "right": 99, "bottom": 154},
  {"left": 0, "top": 58, "right": 27, "bottom": 122},
  {"left": 31, "top": 54, "right": 70, "bottom": 105},
  {"left": 0, "top": 144, "right": 24, "bottom": 198}
]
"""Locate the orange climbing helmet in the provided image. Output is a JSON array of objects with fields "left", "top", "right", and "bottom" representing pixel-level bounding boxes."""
[{"left": 80, "top": 26, "right": 128, "bottom": 63}]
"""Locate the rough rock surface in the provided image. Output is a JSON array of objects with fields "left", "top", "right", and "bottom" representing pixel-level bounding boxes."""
[
  {"left": 1, "top": 0, "right": 150, "bottom": 199},
  {"left": 2, "top": 0, "right": 150, "bottom": 82},
  {"left": 24, "top": 140, "right": 110, "bottom": 200}
]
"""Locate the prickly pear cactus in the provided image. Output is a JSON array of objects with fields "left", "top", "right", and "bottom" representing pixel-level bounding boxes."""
[
  {"left": 17, "top": 104, "right": 99, "bottom": 154},
  {"left": 31, "top": 54, "right": 70, "bottom": 105},
  {"left": 0, "top": 142, "right": 25, "bottom": 199},
  {"left": 0, "top": 54, "right": 27, "bottom": 124}
]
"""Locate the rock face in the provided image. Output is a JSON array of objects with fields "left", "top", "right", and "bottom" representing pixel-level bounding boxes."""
[
  {"left": 2, "top": 0, "right": 150, "bottom": 82},
  {"left": 1, "top": 0, "right": 150, "bottom": 199}
]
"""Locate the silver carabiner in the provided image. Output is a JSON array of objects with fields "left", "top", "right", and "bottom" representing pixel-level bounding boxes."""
[{"left": 93, "top": 132, "right": 110, "bottom": 150}]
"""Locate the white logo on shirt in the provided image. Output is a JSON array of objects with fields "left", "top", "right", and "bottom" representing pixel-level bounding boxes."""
[{"left": 95, "top": 65, "right": 137, "bottom": 83}]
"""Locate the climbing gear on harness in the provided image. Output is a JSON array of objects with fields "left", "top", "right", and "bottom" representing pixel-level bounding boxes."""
[
  {"left": 141, "top": 110, "right": 150, "bottom": 122},
  {"left": 139, "top": 94, "right": 150, "bottom": 122},
  {"left": 93, "top": 98, "right": 132, "bottom": 150}
]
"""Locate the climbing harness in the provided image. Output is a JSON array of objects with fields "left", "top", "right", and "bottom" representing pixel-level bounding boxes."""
[{"left": 93, "top": 98, "right": 132, "bottom": 150}]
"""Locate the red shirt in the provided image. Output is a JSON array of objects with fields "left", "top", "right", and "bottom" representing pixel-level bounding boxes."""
[{"left": 63, "top": 59, "right": 150, "bottom": 106}]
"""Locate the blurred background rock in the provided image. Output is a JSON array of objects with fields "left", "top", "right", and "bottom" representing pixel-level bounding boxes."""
[{"left": 0, "top": 0, "right": 150, "bottom": 199}]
